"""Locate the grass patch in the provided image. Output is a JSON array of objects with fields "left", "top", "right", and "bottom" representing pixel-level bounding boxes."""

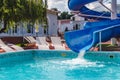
[
  {"left": 16, "top": 43, "right": 26, "bottom": 47},
  {"left": 96, "top": 44, "right": 117, "bottom": 48}
]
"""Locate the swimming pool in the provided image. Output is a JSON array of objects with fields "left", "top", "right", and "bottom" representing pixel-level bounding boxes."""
[{"left": 0, "top": 50, "right": 120, "bottom": 80}]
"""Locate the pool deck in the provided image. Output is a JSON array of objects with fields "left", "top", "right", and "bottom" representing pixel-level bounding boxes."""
[
  {"left": 0, "top": 39, "right": 120, "bottom": 53},
  {"left": 0, "top": 43, "right": 70, "bottom": 53}
]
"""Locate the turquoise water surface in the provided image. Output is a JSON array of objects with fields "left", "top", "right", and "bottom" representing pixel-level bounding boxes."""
[{"left": 0, "top": 50, "right": 120, "bottom": 80}]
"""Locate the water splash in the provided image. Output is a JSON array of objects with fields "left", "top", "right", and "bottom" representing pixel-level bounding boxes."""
[
  {"left": 78, "top": 50, "right": 86, "bottom": 59},
  {"left": 61, "top": 50, "right": 97, "bottom": 66},
  {"left": 49, "top": 50, "right": 105, "bottom": 69}
]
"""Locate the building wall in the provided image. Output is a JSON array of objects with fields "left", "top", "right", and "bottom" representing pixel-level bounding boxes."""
[
  {"left": 117, "top": 4, "right": 120, "bottom": 13},
  {"left": 72, "top": 21, "right": 85, "bottom": 30},
  {"left": 58, "top": 21, "right": 85, "bottom": 33},
  {"left": 58, "top": 16, "right": 85, "bottom": 33},
  {"left": 0, "top": 10, "right": 58, "bottom": 37},
  {"left": 47, "top": 13, "right": 58, "bottom": 36},
  {"left": 58, "top": 21, "right": 73, "bottom": 32},
  {"left": 71, "top": 15, "right": 85, "bottom": 30}
]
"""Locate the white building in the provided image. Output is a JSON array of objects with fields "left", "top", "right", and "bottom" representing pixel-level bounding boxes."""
[
  {"left": 117, "top": 4, "right": 120, "bottom": 13},
  {"left": 71, "top": 15, "right": 85, "bottom": 30},
  {"left": 35, "top": 9, "right": 59, "bottom": 36},
  {"left": 58, "top": 15, "right": 85, "bottom": 33},
  {"left": 58, "top": 19, "right": 73, "bottom": 33},
  {"left": 0, "top": 9, "right": 59, "bottom": 37},
  {"left": 47, "top": 9, "right": 59, "bottom": 36}
]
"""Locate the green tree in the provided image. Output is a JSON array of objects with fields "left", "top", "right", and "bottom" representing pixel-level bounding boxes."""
[
  {"left": 58, "top": 11, "right": 73, "bottom": 20},
  {"left": 0, "top": 0, "right": 48, "bottom": 33},
  {"left": 51, "top": 8, "right": 58, "bottom": 11}
]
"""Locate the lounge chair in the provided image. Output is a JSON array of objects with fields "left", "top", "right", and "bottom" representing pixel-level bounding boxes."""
[
  {"left": 8, "top": 44, "right": 24, "bottom": 51},
  {"left": 24, "top": 36, "right": 49, "bottom": 50},
  {"left": 24, "top": 36, "right": 36, "bottom": 43},
  {"left": 0, "top": 39, "right": 24, "bottom": 52},
  {"left": 0, "top": 46, "right": 15, "bottom": 52},
  {"left": 36, "top": 37, "right": 49, "bottom": 50},
  {"left": 51, "top": 37, "right": 65, "bottom": 50},
  {"left": 24, "top": 36, "right": 38, "bottom": 49},
  {"left": 0, "top": 39, "right": 14, "bottom": 52}
]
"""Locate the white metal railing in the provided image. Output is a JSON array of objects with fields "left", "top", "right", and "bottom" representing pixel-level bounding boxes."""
[
  {"left": 93, "top": 23, "right": 120, "bottom": 51},
  {"left": 94, "top": 23, "right": 120, "bottom": 33},
  {"left": 0, "top": 33, "right": 45, "bottom": 37}
]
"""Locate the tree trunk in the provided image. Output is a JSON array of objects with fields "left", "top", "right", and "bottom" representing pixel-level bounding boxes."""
[{"left": 0, "top": 20, "right": 7, "bottom": 33}]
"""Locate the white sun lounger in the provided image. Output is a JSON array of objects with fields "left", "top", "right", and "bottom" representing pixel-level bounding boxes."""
[
  {"left": 36, "top": 37, "right": 49, "bottom": 50},
  {"left": 0, "top": 46, "right": 15, "bottom": 52},
  {"left": 0, "top": 39, "right": 15, "bottom": 52},
  {"left": 0, "top": 39, "right": 6, "bottom": 45},
  {"left": 0, "top": 39, "right": 24, "bottom": 52},
  {"left": 8, "top": 44, "right": 24, "bottom": 51},
  {"left": 24, "top": 36, "right": 36, "bottom": 43},
  {"left": 51, "top": 37, "right": 65, "bottom": 50}
]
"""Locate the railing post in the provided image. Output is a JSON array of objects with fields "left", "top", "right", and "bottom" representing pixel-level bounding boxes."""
[
  {"left": 99, "top": 32, "right": 102, "bottom": 51},
  {"left": 111, "top": 0, "right": 117, "bottom": 45}
]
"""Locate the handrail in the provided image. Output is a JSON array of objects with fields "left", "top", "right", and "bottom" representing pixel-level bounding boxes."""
[
  {"left": 94, "top": 24, "right": 120, "bottom": 33},
  {"left": 93, "top": 23, "right": 120, "bottom": 51},
  {"left": 78, "top": 13, "right": 111, "bottom": 19}
]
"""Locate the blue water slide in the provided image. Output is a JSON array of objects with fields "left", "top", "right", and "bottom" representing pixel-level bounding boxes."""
[
  {"left": 65, "top": 0, "right": 120, "bottom": 53},
  {"left": 65, "top": 19, "right": 120, "bottom": 53},
  {"left": 68, "top": 0, "right": 120, "bottom": 19}
]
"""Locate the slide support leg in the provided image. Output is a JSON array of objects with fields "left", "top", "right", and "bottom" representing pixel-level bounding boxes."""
[{"left": 99, "top": 32, "right": 102, "bottom": 51}]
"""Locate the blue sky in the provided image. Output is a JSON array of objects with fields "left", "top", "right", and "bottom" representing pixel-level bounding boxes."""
[{"left": 48, "top": 0, "right": 120, "bottom": 12}]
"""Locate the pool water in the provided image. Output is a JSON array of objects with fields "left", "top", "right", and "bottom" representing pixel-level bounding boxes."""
[{"left": 0, "top": 51, "right": 120, "bottom": 80}]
